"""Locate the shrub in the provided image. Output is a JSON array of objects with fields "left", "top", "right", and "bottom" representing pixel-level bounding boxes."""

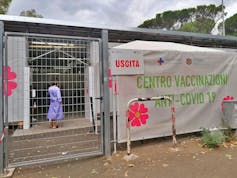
[
  {"left": 201, "top": 128, "right": 226, "bottom": 148},
  {"left": 223, "top": 129, "right": 236, "bottom": 142}
]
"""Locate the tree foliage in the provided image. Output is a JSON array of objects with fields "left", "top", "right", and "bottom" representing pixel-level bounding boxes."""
[
  {"left": 138, "top": 4, "right": 223, "bottom": 34},
  {"left": 179, "top": 18, "right": 215, "bottom": 34},
  {"left": 221, "top": 14, "right": 237, "bottom": 36},
  {"left": 0, "top": 0, "right": 12, "bottom": 14},
  {"left": 20, "top": 9, "right": 43, "bottom": 18}
]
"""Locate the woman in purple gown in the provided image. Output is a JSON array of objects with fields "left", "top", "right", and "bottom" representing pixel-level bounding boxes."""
[{"left": 47, "top": 83, "right": 64, "bottom": 128}]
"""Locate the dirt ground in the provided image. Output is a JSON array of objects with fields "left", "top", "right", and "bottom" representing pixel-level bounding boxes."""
[{"left": 12, "top": 135, "right": 237, "bottom": 178}]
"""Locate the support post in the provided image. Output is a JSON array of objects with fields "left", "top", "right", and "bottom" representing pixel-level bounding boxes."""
[
  {"left": 0, "top": 21, "right": 4, "bottom": 175},
  {"left": 112, "top": 76, "right": 117, "bottom": 153},
  {"left": 101, "top": 30, "right": 111, "bottom": 156}
]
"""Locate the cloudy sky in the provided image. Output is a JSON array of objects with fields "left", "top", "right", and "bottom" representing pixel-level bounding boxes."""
[{"left": 7, "top": 0, "right": 237, "bottom": 27}]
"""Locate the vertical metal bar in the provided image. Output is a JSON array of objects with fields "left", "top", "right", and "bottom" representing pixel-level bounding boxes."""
[
  {"left": 222, "top": 0, "right": 225, "bottom": 36},
  {"left": 101, "top": 30, "right": 111, "bottom": 156},
  {"left": 112, "top": 76, "right": 117, "bottom": 153},
  {"left": 90, "top": 96, "right": 95, "bottom": 131},
  {"left": 99, "top": 39, "right": 104, "bottom": 153},
  {"left": 3, "top": 32, "right": 8, "bottom": 172},
  {"left": 127, "top": 113, "right": 131, "bottom": 155},
  {"left": 0, "top": 21, "right": 4, "bottom": 175}
]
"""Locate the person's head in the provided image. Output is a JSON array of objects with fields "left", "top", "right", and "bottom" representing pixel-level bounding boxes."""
[{"left": 52, "top": 82, "right": 57, "bottom": 86}]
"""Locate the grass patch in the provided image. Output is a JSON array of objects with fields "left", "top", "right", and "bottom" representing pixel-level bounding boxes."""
[{"left": 201, "top": 128, "right": 226, "bottom": 148}]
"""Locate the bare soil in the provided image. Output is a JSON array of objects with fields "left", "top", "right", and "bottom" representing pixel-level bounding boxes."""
[{"left": 12, "top": 135, "right": 237, "bottom": 178}]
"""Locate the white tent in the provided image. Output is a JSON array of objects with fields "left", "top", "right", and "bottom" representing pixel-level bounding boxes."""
[
  {"left": 114, "top": 40, "right": 225, "bottom": 52},
  {"left": 110, "top": 40, "right": 237, "bottom": 143}
]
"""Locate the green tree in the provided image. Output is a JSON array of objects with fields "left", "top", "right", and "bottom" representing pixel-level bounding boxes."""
[
  {"left": 139, "top": 18, "right": 156, "bottom": 28},
  {"left": 220, "top": 13, "right": 237, "bottom": 36},
  {"left": 180, "top": 18, "right": 215, "bottom": 34},
  {"left": 138, "top": 4, "right": 223, "bottom": 34},
  {"left": 20, "top": 9, "right": 43, "bottom": 18},
  {"left": 0, "top": 0, "right": 12, "bottom": 14}
]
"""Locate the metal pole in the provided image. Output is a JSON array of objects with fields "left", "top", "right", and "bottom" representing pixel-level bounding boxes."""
[
  {"left": 127, "top": 115, "right": 131, "bottom": 155},
  {"left": 222, "top": 0, "right": 225, "bottom": 36},
  {"left": 99, "top": 39, "right": 104, "bottom": 152},
  {"left": 112, "top": 76, "right": 117, "bottom": 153},
  {"left": 0, "top": 21, "right": 4, "bottom": 175},
  {"left": 101, "top": 30, "right": 111, "bottom": 156},
  {"left": 3, "top": 32, "right": 8, "bottom": 173}
]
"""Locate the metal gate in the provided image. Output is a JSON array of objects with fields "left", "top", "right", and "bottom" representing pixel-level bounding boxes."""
[{"left": 4, "top": 33, "right": 103, "bottom": 167}]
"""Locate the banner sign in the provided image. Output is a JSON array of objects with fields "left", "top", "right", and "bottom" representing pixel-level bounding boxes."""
[
  {"left": 110, "top": 49, "right": 144, "bottom": 75},
  {"left": 114, "top": 47, "right": 237, "bottom": 143}
]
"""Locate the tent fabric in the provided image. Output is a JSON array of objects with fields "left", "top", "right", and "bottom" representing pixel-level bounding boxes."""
[
  {"left": 114, "top": 40, "right": 225, "bottom": 52},
  {"left": 111, "top": 40, "right": 237, "bottom": 143}
]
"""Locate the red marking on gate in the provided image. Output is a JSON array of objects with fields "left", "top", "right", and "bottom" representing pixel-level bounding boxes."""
[
  {"left": 114, "top": 81, "right": 117, "bottom": 95},
  {"left": 108, "top": 69, "right": 112, "bottom": 88}
]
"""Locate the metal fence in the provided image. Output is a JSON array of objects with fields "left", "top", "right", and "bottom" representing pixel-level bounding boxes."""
[
  {"left": 4, "top": 33, "right": 103, "bottom": 167},
  {"left": 28, "top": 36, "right": 90, "bottom": 122}
]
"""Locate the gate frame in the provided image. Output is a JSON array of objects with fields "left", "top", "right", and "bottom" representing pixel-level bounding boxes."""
[
  {"left": 101, "top": 30, "right": 111, "bottom": 157},
  {"left": 2, "top": 31, "right": 110, "bottom": 169},
  {"left": 0, "top": 21, "right": 5, "bottom": 175}
]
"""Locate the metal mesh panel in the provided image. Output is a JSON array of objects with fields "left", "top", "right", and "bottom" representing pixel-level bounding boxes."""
[
  {"left": 6, "top": 34, "right": 102, "bottom": 167},
  {"left": 28, "top": 36, "right": 90, "bottom": 122}
]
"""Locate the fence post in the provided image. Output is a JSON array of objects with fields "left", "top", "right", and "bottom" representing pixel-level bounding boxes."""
[
  {"left": 0, "top": 21, "right": 4, "bottom": 175},
  {"left": 101, "top": 30, "right": 111, "bottom": 156}
]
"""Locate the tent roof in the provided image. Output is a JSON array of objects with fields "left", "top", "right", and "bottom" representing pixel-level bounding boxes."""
[{"left": 114, "top": 40, "right": 225, "bottom": 52}]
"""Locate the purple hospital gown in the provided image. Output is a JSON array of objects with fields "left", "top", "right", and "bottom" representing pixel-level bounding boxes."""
[{"left": 47, "top": 85, "right": 64, "bottom": 120}]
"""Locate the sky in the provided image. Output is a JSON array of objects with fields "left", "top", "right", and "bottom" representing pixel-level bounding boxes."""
[{"left": 7, "top": 0, "right": 237, "bottom": 28}]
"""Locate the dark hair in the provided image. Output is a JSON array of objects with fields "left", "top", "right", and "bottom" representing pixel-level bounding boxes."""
[{"left": 52, "top": 82, "right": 57, "bottom": 86}]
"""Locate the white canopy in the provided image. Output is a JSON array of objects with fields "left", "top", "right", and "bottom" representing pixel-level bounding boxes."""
[{"left": 115, "top": 40, "right": 225, "bottom": 52}]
